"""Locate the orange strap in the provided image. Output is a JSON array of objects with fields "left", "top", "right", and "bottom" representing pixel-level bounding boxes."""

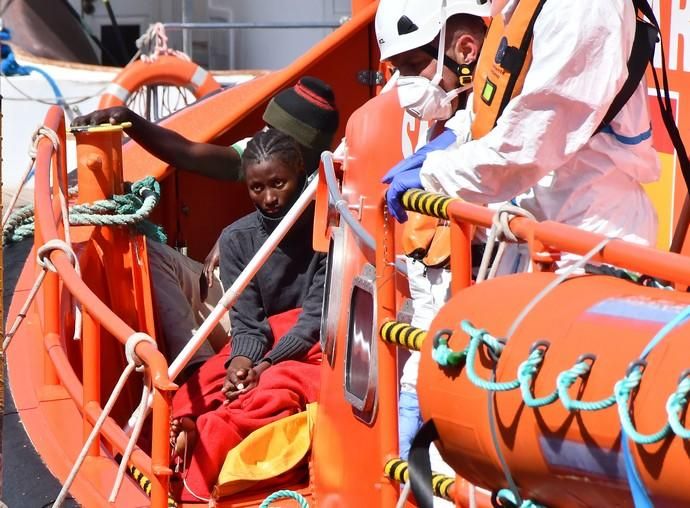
[{"left": 471, "top": 0, "right": 547, "bottom": 140}]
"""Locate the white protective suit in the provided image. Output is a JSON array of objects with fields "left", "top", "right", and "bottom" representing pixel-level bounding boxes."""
[{"left": 420, "top": 0, "right": 660, "bottom": 263}]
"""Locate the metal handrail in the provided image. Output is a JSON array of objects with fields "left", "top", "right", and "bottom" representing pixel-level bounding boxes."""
[
  {"left": 33, "top": 114, "right": 172, "bottom": 390},
  {"left": 321, "top": 151, "right": 408, "bottom": 275},
  {"left": 400, "top": 189, "right": 690, "bottom": 287},
  {"left": 31, "top": 106, "right": 173, "bottom": 506},
  {"left": 164, "top": 21, "right": 345, "bottom": 30}
]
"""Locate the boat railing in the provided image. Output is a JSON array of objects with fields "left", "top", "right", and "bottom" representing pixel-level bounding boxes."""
[
  {"left": 386, "top": 190, "right": 690, "bottom": 288},
  {"left": 31, "top": 105, "right": 175, "bottom": 507}
]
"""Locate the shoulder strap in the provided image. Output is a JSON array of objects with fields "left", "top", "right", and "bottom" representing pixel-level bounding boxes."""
[
  {"left": 597, "top": 18, "right": 658, "bottom": 130},
  {"left": 634, "top": 0, "right": 690, "bottom": 187}
]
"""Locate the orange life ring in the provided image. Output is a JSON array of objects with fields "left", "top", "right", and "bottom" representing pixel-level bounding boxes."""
[{"left": 98, "top": 54, "right": 221, "bottom": 108}]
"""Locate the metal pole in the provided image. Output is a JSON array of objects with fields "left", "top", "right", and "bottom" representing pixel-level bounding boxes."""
[
  {"left": 181, "top": 0, "right": 193, "bottom": 59},
  {"left": 164, "top": 21, "right": 343, "bottom": 30}
]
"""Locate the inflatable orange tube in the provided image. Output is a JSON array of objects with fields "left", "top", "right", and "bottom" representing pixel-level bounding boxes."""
[
  {"left": 98, "top": 54, "right": 221, "bottom": 108},
  {"left": 419, "top": 272, "right": 690, "bottom": 507}
]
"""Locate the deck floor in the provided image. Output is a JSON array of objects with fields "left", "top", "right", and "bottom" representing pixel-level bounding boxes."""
[{"left": 3, "top": 238, "right": 79, "bottom": 507}]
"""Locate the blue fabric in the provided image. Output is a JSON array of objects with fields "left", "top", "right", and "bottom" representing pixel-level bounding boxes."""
[
  {"left": 399, "top": 390, "right": 423, "bottom": 460},
  {"left": 599, "top": 124, "right": 652, "bottom": 145},
  {"left": 622, "top": 432, "right": 653, "bottom": 508},
  {"left": 382, "top": 128, "right": 457, "bottom": 222}
]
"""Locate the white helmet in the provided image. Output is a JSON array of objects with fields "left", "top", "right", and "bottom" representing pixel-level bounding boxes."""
[{"left": 375, "top": 0, "right": 491, "bottom": 61}]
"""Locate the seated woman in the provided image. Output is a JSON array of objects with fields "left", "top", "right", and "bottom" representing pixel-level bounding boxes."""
[{"left": 170, "top": 128, "right": 326, "bottom": 502}]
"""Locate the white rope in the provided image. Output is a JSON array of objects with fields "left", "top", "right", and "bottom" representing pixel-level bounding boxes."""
[
  {"left": 505, "top": 237, "right": 613, "bottom": 340},
  {"left": 52, "top": 364, "right": 136, "bottom": 508},
  {"left": 2, "top": 125, "right": 59, "bottom": 229},
  {"left": 2, "top": 160, "right": 34, "bottom": 230},
  {"left": 396, "top": 481, "right": 412, "bottom": 508},
  {"left": 109, "top": 332, "right": 157, "bottom": 502},
  {"left": 53, "top": 332, "right": 157, "bottom": 507},
  {"left": 136, "top": 23, "right": 190, "bottom": 63},
  {"left": 3, "top": 239, "right": 79, "bottom": 350},
  {"left": 476, "top": 204, "right": 537, "bottom": 284},
  {"left": 180, "top": 438, "right": 211, "bottom": 503}
]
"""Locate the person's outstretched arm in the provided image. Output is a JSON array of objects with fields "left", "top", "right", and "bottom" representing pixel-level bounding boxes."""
[{"left": 71, "top": 106, "right": 242, "bottom": 180}]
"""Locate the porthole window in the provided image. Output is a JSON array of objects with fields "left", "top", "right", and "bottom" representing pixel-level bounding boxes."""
[{"left": 344, "top": 264, "right": 378, "bottom": 423}]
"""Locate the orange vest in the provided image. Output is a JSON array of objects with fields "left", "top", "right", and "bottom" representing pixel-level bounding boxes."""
[{"left": 471, "top": 0, "right": 547, "bottom": 140}]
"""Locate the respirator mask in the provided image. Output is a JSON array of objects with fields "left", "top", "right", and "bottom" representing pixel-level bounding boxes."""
[{"left": 395, "top": 1, "right": 471, "bottom": 122}]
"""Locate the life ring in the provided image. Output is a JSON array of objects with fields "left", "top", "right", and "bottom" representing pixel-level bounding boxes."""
[{"left": 98, "top": 54, "right": 221, "bottom": 108}]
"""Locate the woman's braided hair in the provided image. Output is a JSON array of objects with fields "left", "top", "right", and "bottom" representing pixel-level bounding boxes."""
[{"left": 242, "top": 128, "right": 304, "bottom": 174}]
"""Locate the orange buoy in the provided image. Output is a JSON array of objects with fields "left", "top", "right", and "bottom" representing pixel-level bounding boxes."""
[
  {"left": 419, "top": 272, "right": 690, "bottom": 507},
  {"left": 98, "top": 55, "right": 221, "bottom": 108}
]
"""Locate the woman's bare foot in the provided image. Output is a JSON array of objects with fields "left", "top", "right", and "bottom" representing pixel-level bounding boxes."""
[{"left": 170, "top": 416, "right": 198, "bottom": 466}]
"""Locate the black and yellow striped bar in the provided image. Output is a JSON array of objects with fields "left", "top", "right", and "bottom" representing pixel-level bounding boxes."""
[
  {"left": 384, "top": 458, "right": 455, "bottom": 501},
  {"left": 128, "top": 465, "right": 178, "bottom": 508},
  {"left": 380, "top": 321, "right": 427, "bottom": 351},
  {"left": 401, "top": 190, "right": 453, "bottom": 220}
]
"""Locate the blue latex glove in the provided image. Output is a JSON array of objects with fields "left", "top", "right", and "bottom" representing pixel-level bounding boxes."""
[{"left": 382, "top": 128, "right": 457, "bottom": 222}]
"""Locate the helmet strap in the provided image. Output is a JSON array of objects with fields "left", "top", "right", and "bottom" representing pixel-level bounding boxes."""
[{"left": 419, "top": 44, "right": 474, "bottom": 87}]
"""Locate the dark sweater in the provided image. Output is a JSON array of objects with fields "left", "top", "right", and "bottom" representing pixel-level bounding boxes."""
[{"left": 219, "top": 203, "right": 326, "bottom": 365}]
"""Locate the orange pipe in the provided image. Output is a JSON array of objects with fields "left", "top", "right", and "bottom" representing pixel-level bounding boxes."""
[
  {"left": 445, "top": 200, "right": 690, "bottom": 285},
  {"left": 450, "top": 221, "right": 473, "bottom": 295},
  {"left": 150, "top": 389, "right": 172, "bottom": 508},
  {"left": 352, "top": 0, "right": 378, "bottom": 16},
  {"left": 43, "top": 269, "right": 61, "bottom": 387},
  {"left": 32, "top": 113, "right": 171, "bottom": 389},
  {"left": 82, "top": 310, "right": 101, "bottom": 457},
  {"left": 43, "top": 332, "right": 157, "bottom": 481}
]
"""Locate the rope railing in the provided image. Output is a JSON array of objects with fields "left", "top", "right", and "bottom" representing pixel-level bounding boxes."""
[
  {"left": 443, "top": 319, "right": 690, "bottom": 445},
  {"left": 27, "top": 106, "right": 175, "bottom": 507}
]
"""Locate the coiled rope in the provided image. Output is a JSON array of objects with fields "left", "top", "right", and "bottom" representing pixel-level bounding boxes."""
[
  {"left": 3, "top": 175, "right": 166, "bottom": 245},
  {"left": 259, "top": 489, "right": 309, "bottom": 508}
]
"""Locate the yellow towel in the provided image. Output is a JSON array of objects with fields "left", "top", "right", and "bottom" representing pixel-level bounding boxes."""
[{"left": 215, "top": 403, "right": 317, "bottom": 498}]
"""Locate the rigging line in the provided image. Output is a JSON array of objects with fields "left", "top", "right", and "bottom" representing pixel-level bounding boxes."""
[{"left": 0, "top": 71, "right": 107, "bottom": 106}]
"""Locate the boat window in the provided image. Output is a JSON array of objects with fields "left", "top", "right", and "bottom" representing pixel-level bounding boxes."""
[
  {"left": 344, "top": 264, "right": 378, "bottom": 423},
  {"left": 320, "top": 227, "right": 345, "bottom": 367}
]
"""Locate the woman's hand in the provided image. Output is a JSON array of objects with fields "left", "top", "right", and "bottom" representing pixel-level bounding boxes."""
[
  {"left": 203, "top": 239, "right": 221, "bottom": 288},
  {"left": 71, "top": 106, "right": 133, "bottom": 128},
  {"left": 221, "top": 357, "right": 270, "bottom": 402}
]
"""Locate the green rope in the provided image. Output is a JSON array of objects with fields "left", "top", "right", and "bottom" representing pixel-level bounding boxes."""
[
  {"left": 556, "top": 360, "right": 616, "bottom": 412},
  {"left": 494, "top": 488, "right": 544, "bottom": 508},
  {"left": 462, "top": 320, "right": 520, "bottom": 392},
  {"left": 666, "top": 374, "right": 690, "bottom": 439},
  {"left": 455, "top": 319, "right": 690, "bottom": 444},
  {"left": 2, "top": 176, "right": 166, "bottom": 244},
  {"left": 259, "top": 489, "right": 309, "bottom": 508},
  {"left": 615, "top": 366, "right": 670, "bottom": 444},
  {"left": 517, "top": 348, "right": 559, "bottom": 408},
  {"left": 431, "top": 329, "right": 466, "bottom": 367}
]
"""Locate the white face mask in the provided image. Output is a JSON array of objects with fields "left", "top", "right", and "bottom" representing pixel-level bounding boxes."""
[
  {"left": 396, "top": 75, "right": 466, "bottom": 122},
  {"left": 394, "top": 0, "right": 470, "bottom": 122}
]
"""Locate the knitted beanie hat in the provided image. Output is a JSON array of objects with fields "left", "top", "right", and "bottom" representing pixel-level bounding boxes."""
[{"left": 263, "top": 76, "right": 339, "bottom": 152}]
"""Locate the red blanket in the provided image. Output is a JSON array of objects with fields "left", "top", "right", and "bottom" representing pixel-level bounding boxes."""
[{"left": 172, "top": 308, "right": 322, "bottom": 502}]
